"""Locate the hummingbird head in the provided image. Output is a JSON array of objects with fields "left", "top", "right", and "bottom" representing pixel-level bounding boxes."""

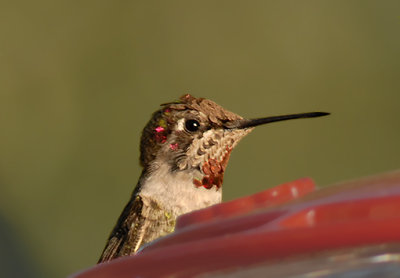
[{"left": 140, "top": 94, "right": 328, "bottom": 191}]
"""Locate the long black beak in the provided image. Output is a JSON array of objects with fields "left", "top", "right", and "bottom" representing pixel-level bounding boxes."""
[{"left": 226, "top": 112, "right": 330, "bottom": 129}]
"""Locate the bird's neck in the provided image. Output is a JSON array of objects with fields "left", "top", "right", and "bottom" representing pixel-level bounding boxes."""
[{"left": 138, "top": 161, "right": 222, "bottom": 217}]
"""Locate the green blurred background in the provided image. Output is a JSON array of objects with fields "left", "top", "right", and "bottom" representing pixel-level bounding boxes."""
[{"left": 1, "top": 1, "right": 399, "bottom": 277}]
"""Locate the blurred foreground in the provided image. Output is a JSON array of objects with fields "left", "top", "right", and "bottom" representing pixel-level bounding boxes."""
[{"left": 75, "top": 170, "right": 400, "bottom": 277}]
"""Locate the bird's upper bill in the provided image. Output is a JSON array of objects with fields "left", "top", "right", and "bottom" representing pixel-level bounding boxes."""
[{"left": 169, "top": 94, "right": 329, "bottom": 130}]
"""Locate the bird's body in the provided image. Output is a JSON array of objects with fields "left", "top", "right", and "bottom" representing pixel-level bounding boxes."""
[
  {"left": 98, "top": 94, "right": 328, "bottom": 263},
  {"left": 98, "top": 163, "right": 221, "bottom": 262}
]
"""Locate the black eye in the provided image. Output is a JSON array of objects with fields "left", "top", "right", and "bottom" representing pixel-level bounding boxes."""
[{"left": 185, "top": 119, "right": 200, "bottom": 132}]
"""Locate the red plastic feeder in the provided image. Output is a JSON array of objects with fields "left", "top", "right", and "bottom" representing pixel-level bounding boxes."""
[{"left": 72, "top": 170, "right": 400, "bottom": 278}]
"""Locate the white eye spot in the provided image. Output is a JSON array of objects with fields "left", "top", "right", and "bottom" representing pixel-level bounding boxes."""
[{"left": 176, "top": 118, "right": 185, "bottom": 131}]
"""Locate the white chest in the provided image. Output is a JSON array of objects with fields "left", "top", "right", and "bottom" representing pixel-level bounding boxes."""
[{"left": 139, "top": 163, "right": 222, "bottom": 216}]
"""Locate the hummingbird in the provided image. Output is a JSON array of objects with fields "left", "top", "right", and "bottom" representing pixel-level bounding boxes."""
[{"left": 98, "top": 94, "right": 329, "bottom": 263}]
